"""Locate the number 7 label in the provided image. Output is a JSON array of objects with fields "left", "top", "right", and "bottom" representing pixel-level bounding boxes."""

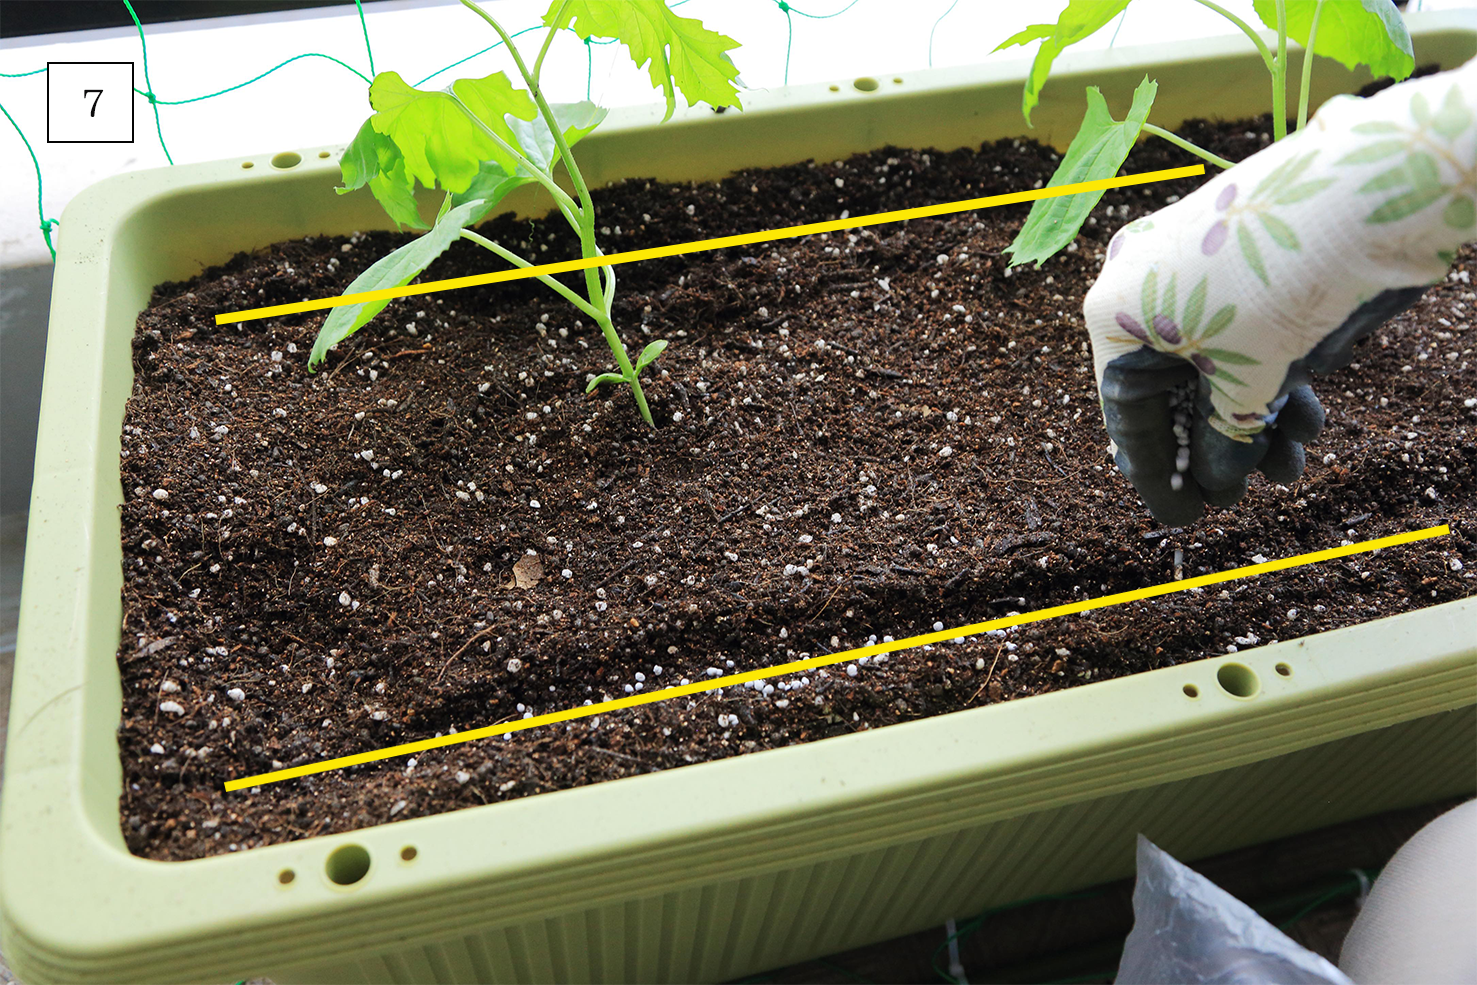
[{"left": 47, "top": 62, "right": 134, "bottom": 144}]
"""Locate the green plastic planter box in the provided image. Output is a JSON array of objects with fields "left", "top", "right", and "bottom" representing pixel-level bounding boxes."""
[{"left": 4, "top": 14, "right": 1475, "bottom": 984}]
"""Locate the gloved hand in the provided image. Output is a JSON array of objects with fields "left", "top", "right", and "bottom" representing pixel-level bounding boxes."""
[{"left": 1083, "top": 57, "right": 1477, "bottom": 527}]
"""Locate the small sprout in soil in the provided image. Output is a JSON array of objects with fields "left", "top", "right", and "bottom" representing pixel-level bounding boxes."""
[{"left": 311, "top": 0, "right": 743, "bottom": 426}]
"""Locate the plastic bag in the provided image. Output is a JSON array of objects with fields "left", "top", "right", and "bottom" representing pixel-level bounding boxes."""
[{"left": 1116, "top": 835, "right": 1353, "bottom": 984}]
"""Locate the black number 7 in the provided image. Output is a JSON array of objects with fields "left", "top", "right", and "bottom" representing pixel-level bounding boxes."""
[{"left": 84, "top": 89, "right": 102, "bottom": 117}]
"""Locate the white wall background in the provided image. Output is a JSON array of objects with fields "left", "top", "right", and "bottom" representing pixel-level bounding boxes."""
[{"left": 2, "top": 0, "right": 1472, "bottom": 267}]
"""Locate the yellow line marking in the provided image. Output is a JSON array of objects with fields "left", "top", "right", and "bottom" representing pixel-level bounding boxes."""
[
  {"left": 214, "top": 164, "right": 1204, "bottom": 326},
  {"left": 224, "top": 523, "right": 1449, "bottom": 791}
]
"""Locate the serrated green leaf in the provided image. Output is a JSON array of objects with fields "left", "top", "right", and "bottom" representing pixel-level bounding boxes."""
[
  {"left": 367, "top": 159, "right": 428, "bottom": 229},
  {"left": 339, "top": 118, "right": 387, "bottom": 193},
  {"left": 990, "top": 0, "right": 1132, "bottom": 126},
  {"left": 635, "top": 339, "right": 669, "bottom": 374},
  {"left": 449, "top": 160, "right": 537, "bottom": 225},
  {"left": 1237, "top": 223, "right": 1269, "bottom": 285},
  {"left": 1351, "top": 120, "right": 1403, "bottom": 134},
  {"left": 1405, "top": 150, "right": 1444, "bottom": 193},
  {"left": 1365, "top": 185, "right": 1447, "bottom": 223},
  {"left": 1203, "top": 303, "right": 1236, "bottom": 339},
  {"left": 1442, "top": 194, "right": 1475, "bottom": 229},
  {"left": 1358, "top": 164, "right": 1408, "bottom": 193},
  {"left": 1200, "top": 346, "right": 1262, "bottom": 366},
  {"left": 1004, "top": 77, "right": 1157, "bottom": 267},
  {"left": 308, "top": 199, "right": 486, "bottom": 371},
  {"left": 1182, "top": 276, "right": 1208, "bottom": 338},
  {"left": 586, "top": 371, "right": 628, "bottom": 393},
  {"left": 338, "top": 117, "right": 428, "bottom": 229},
  {"left": 1253, "top": 0, "right": 1413, "bottom": 80},
  {"left": 547, "top": 0, "right": 741, "bottom": 123},
  {"left": 1275, "top": 176, "right": 1335, "bottom": 204},
  {"left": 1337, "top": 138, "right": 1408, "bottom": 165},
  {"left": 1257, "top": 212, "right": 1301, "bottom": 251},
  {"left": 1431, "top": 84, "right": 1472, "bottom": 140},
  {"left": 368, "top": 70, "right": 537, "bottom": 194}
]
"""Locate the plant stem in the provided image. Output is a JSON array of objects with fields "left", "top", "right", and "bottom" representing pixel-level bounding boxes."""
[
  {"left": 1189, "top": 0, "right": 1275, "bottom": 73},
  {"left": 459, "top": 0, "right": 652, "bottom": 424},
  {"left": 444, "top": 89, "right": 583, "bottom": 233},
  {"left": 1272, "top": 0, "right": 1288, "bottom": 140},
  {"left": 533, "top": 0, "right": 569, "bottom": 86},
  {"left": 458, "top": 228, "right": 603, "bottom": 321},
  {"left": 1141, "top": 124, "right": 1236, "bottom": 169},
  {"left": 1296, "top": 0, "right": 1327, "bottom": 131}
]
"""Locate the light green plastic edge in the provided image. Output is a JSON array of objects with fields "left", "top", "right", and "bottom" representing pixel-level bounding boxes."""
[{"left": 3, "top": 13, "right": 1475, "bottom": 985}]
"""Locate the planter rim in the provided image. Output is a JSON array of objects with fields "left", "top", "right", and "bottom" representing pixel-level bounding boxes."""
[{"left": 4, "top": 11, "right": 1475, "bottom": 981}]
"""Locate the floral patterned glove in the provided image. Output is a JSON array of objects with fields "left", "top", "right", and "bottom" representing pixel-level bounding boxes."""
[{"left": 1083, "top": 56, "right": 1477, "bottom": 527}]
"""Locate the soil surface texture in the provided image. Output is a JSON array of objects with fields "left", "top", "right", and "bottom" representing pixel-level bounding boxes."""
[{"left": 117, "top": 114, "right": 1475, "bottom": 860}]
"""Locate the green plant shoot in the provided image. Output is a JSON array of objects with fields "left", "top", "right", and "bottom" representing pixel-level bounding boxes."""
[
  {"left": 309, "top": 0, "right": 743, "bottom": 426},
  {"left": 999, "top": 0, "right": 1413, "bottom": 269}
]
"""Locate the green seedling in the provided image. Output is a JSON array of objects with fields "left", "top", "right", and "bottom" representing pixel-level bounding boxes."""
[
  {"left": 1000, "top": 0, "right": 1415, "bottom": 268},
  {"left": 309, "top": 0, "right": 743, "bottom": 426}
]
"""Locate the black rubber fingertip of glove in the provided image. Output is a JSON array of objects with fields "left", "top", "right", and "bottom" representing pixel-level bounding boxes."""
[
  {"left": 1100, "top": 350, "right": 1205, "bottom": 526},
  {"left": 1258, "top": 430, "right": 1306, "bottom": 485},
  {"left": 1190, "top": 412, "right": 1269, "bottom": 498},
  {"left": 1274, "top": 385, "right": 1326, "bottom": 444}
]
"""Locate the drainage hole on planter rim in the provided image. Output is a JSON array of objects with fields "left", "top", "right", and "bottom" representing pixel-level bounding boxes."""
[
  {"left": 271, "top": 151, "right": 303, "bottom": 169},
  {"left": 318, "top": 150, "right": 331, "bottom": 159},
  {"left": 240, "top": 161, "right": 254, "bottom": 169},
  {"left": 325, "top": 844, "right": 372, "bottom": 885},
  {"left": 278, "top": 868, "right": 295, "bottom": 885},
  {"left": 1275, "top": 662, "right": 1293, "bottom": 677},
  {"left": 893, "top": 76, "right": 903, "bottom": 84},
  {"left": 1216, "top": 662, "right": 1260, "bottom": 699},
  {"left": 853, "top": 77, "right": 879, "bottom": 92},
  {"left": 1182, "top": 684, "right": 1200, "bottom": 699},
  {"left": 828, "top": 84, "right": 840, "bottom": 92},
  {"left": 400, "top": 845, "right": 417, "bottom": 862}
]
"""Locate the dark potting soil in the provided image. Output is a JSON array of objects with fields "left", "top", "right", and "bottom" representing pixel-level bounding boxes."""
[{"left": 117, "top": 115, "right": 1475, "bottom": 861}]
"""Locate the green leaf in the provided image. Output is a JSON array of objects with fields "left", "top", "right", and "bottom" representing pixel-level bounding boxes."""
[
  {"left": 990, "top": 0, "right": 1133, "bottom": 126},
  {"left": 547, "top": 0, "right": 742, "bottom": 123},
  {"left": 1203, "top": 302, "right": 1236, "bottom": 340},
  {"left": 1365, "top": 185, "right": 1447, "bottom": 223},
  {"left": 1405, "top": 150, "right": 1444, "bottom": 193},
  {"left": 1431, "top": 84, "right": 1472, "bottom": 140},
  {"left": 1182, "top": 276, "right": 1208, "bottom": 338},
  {"left": 1357, "top": 164, "right": 1408, "bottom": 194},
  {"left": 1200, "top": 346, "right": 1262, "bottom": 366},
  {"left": 1257, "top": 212, "right": 1301, "bottom": 251},
  {"left": 1351, "top": 120, "right": 1403, "bottom": 134},
  {"left": 1003, "top": 77, "right": 1157, "bottom": 267},
  {"left": 1237, "top": 223, "right": 1269, "bottom": 285},
  {"left": 634, "top": 339, "right": 669, "bottom": 374},
  {"left": 337, "top": 117, "right": 428, "bottom": 229},
  {"left": 1275, "top": 176, "right": 1335, "bottom": 204},
  {"left": 368, "top": 70, "right": 537, "bottom": 194},
  {"left": 448, "top": 102, "right": 609, "bottom": 225},
  {"left": 1336, "top": 138, "right": 1408, "bottom": 165},
  {"left": 1442, "top": 194, "right": 1475, "bottom": 229},
  {"left": 506, "top": 100, "right": 608, "bottom": 175},
  {"left": 307, "top": 199, "right": 486, "bottom": 370},
  {"left": 586, "top": 371, "right": 628, "bottom": 393},
  {"left": 1253, "top": 0, "right": 1413, "bottom": 81},
  {"left": 1437, "top": 248, "right": 1458, "bottom": 265}
]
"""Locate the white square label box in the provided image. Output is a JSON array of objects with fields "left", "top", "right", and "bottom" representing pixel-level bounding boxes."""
[{"left": 48, "top": 62, "right": 134, "bottom": 143}]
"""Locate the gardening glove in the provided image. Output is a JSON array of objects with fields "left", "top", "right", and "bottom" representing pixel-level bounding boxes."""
[{"left": 1082, "top": 56, "right": 1477, "bottom": 527}]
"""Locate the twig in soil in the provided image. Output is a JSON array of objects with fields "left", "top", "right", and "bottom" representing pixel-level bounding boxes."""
[
  {"left": 968, "top": 645, "right": 1006, "bottom": 706},
  {"left": 801, "top": 582, "right": 846, "bottom": 627},
  {"left": 588, "top": 746, "right": 648, "bottom": 767},
  {"left": 383, "top": 345, "right": 433, "bottom": 360},
  {"left": 437, "top": 625, "right": 499, "bottom": 682},
  {"left": 1042, "top": 447, "right": 1070, "bottom": 479}
]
